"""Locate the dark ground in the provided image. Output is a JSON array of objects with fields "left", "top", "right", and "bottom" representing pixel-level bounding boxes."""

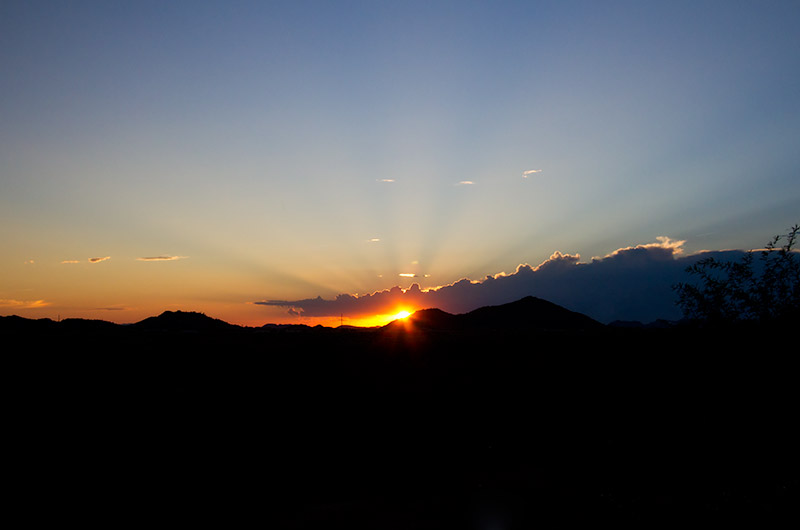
[{"left": 4, "top": 319, "right": 797, "bottom": 527}]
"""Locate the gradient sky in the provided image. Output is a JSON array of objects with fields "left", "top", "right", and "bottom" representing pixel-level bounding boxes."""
[{"left": 2, "top": 1, "right": 799, "bottom": 326}]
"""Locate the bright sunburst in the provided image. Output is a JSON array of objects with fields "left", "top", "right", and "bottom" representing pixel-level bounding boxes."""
[{"left": 391, "top": 310, "right": 412, "bottom": 321}]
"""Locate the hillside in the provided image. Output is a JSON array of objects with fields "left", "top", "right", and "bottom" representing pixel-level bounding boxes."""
[
  {"left": 2, "top": 298, "right": 797, "bottom": 526},
  {"left": 385, "top": 295, "right": 603, "bottom": 332}
]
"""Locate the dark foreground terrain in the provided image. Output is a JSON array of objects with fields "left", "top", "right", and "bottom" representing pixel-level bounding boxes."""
[{"left": 4, "top": 300, "right": 797, "bottom": 527}]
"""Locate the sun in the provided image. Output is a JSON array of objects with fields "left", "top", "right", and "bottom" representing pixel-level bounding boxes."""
[
  {"left": 340, "top": 309, "right": 416, "bottom": 327},
  {"left": 391, "top": 310, "right": 412, "bottom": 321}
]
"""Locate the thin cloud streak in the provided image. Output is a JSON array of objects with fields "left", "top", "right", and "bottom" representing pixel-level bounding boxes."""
[
  {"left": 0, "top": 299, "right": 50, "bottom": 309},
  {"left": 522, "top": 169, "right": 542, "bottom": 178},
  {"left": 89, "top": 256, "right": 110, "bottom": 263},
  {"left": 136, "top": 255, "right": 188, "bottom": 261}
]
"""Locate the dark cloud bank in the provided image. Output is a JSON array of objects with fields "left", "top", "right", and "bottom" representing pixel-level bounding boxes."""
[{"left": 258, "top": 239, "right": 749, "bottom": 324}]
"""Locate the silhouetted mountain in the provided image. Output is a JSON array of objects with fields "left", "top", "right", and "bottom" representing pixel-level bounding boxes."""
[
  {"left": 385, "top": 296, "right": 602, "bottom": 332},
  {"left": 259, "top": 322, "right": 314, "bottom": 332},
  {"left": 0, "top": 315, "right": 119, "bottom": 334},
  {"left": 59, "top": 317, "right": 122, "bottom": 332},
  {"left": 464, "top": 295, "right": 603, "bottom": 330},
  {"left": 132, "top": 310, "right": 240, "bottom": 332},
  {"left": 394, "top": 307, "right": 460, "bottom": 330},
  {"left": 2, "top": 296, "right": 601, "bottom": 335},
  {"left": 3, "top": 298, "right": 797, "bottom": 526},
  {"left": 0, "top": 315, "right": 58, "bottom": 332}
]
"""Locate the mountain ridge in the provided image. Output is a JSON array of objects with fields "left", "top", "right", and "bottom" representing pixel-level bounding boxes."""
[
  {"left": 1, "top": 296, "right": 605, "bottom": 333},
  {"left": 385, "top": 295, "right": 603, "bottom": 332},
  {"left": 3, "top": 295, "right": 794, "bottom": 525},
  {"left": 0, "top": 296, "right": 694, "bottom": 336},
  {"left": 132, "top": 310, "right": 238, "bottom": 332}
]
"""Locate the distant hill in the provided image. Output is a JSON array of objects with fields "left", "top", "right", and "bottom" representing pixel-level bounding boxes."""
[
  {"left": 384, "top": 296, "right": 602, "bottom": 332},
  {"left": 1, "top": 297, "right": 604, "bottom": 335},
  {"left": 131, "top": 310, "right": 239, "bottom": 332},
  {"left": 393, "top": 307, "right": 460, "bottom": 330},
  {"left": 0, "top": 311, "right": 242, "bottom": 334},
  {"left": 0, "top": 314, "right": 59, "bottom": 333},
  {"left": 58, "top": 317, "right": 122, "bottom": 332},
  {"left": 0, "top": 315, "right": 119, "bottom": 333},
  {"left": 3, "top": 297, "right": 796, "bottom": 525}
]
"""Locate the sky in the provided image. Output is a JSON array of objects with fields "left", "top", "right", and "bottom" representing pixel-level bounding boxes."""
[{"left": 2, "top": 1, "right": 799, "bottom": 326}]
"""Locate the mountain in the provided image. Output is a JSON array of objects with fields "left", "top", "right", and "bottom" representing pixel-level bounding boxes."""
[
  {"left": 463, "top": 295, "right": 603, "bottom": 330},
  {"left": 0, "top": 315, "right": 58, "bottom": 332},
  {"left": 393, "top": 307, "right": 460, "bottom": 330},
  {"left": 58, "top": 317, "right": 122, "bottom": 332},
  {"left": 0, "top": 315, "right": 119, "bottom": 333},
  {"left": 384, "top": 296, "right": 602, "bottom": 332},
  {"left": 131, "top": 310, "right": 240, "bottom": 332},
  {"left": 3, "top": 298, "right": 795, "bottom": 525},
  {"left": 2, "top": 297, "right": 603, "bottom": 335}
]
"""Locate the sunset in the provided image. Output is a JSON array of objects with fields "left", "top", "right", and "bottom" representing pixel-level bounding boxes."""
[
  {"left": 2, "top": 1, "right": 798, "bottom": 526},
  {"left": 2, "top": 1, "right": 798, "bottom": 327}
]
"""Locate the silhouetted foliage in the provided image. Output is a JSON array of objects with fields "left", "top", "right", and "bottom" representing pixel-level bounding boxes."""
[{"left": 674, "top": 224, "right": 800, "bottom": 323}]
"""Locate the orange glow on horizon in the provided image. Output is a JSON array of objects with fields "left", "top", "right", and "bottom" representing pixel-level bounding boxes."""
[
  {"left": 0, "top": 296, "right": 420, "bottom": 330},
  {"left": 332, "top": 309, "right": 415, "bottom": 328}
]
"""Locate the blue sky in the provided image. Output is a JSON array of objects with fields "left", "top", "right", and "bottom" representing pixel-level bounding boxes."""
[{"left": 2, "top": 1, "right": 798, "bottom": 324}]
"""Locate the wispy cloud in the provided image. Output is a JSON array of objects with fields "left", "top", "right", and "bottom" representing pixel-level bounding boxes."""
[
  {"left": 398, "top": 273, "right": 417, "bottom": 278},
  {"left": 522, "top": 169, "right": 543, "bottom": 178},
  {"left": 0, "top": 299, "right": 50, "bottom": 309},
  {"left": 368, "top": 238, "right": 381, "bottom": 243},
  {"left": 89, "top": 256, "right": 110, "bottom": 263},
  {"left": 61, "top": 260, "right": 81, "bottom": 264},
  {"left": 456, "top": 180, "right": 474, "bottom": 185},
  {"left": 136, "top": 255, "right": 188, "bottom": 261},
  {"left": 255, "top": 237, "right": 746, "bottom": 324},
  {"left": 377, "top": 178, "right": 396, "bottom": 183}
]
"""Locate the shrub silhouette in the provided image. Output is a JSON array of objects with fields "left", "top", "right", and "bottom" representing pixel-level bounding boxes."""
[{"left": 674, "top": 224, "right": 799, "bottom": 324}]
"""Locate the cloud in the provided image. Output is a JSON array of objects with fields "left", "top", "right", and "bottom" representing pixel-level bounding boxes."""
[
  {"left": 89, "top": 256, "right": 110, "bottom": 263},
  {"left": 398, "top": 273, "right": 417, "bottom": 278},
  {"left": 136, "top": 255, "right": 188, "bottom": 261},
  {"left": 600, "top": 237, "right": 686, "bottom": 259},
  {"left": 61, "top": 260, "right": 81, "bottom": 264},
  {"left": 0, "top": 299, "right": 50, "bottom": 309},
  {"left": 256, "top": 284, "right": 430, "bottom": 319},
  {"left": 255, "top": 237, "right": 747, "bottom": 324},
  {"left": 377, "top": 178, "right": 396, "bottom": 183},
  {"left": 523, "top": 169, "right": 543, "bottom": 178},
  {"left": 456, "top": 180, "right": 474, "bottom": 185},
  {"left": 368, "top": 238, "right": 381, "bottom": 243}
]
